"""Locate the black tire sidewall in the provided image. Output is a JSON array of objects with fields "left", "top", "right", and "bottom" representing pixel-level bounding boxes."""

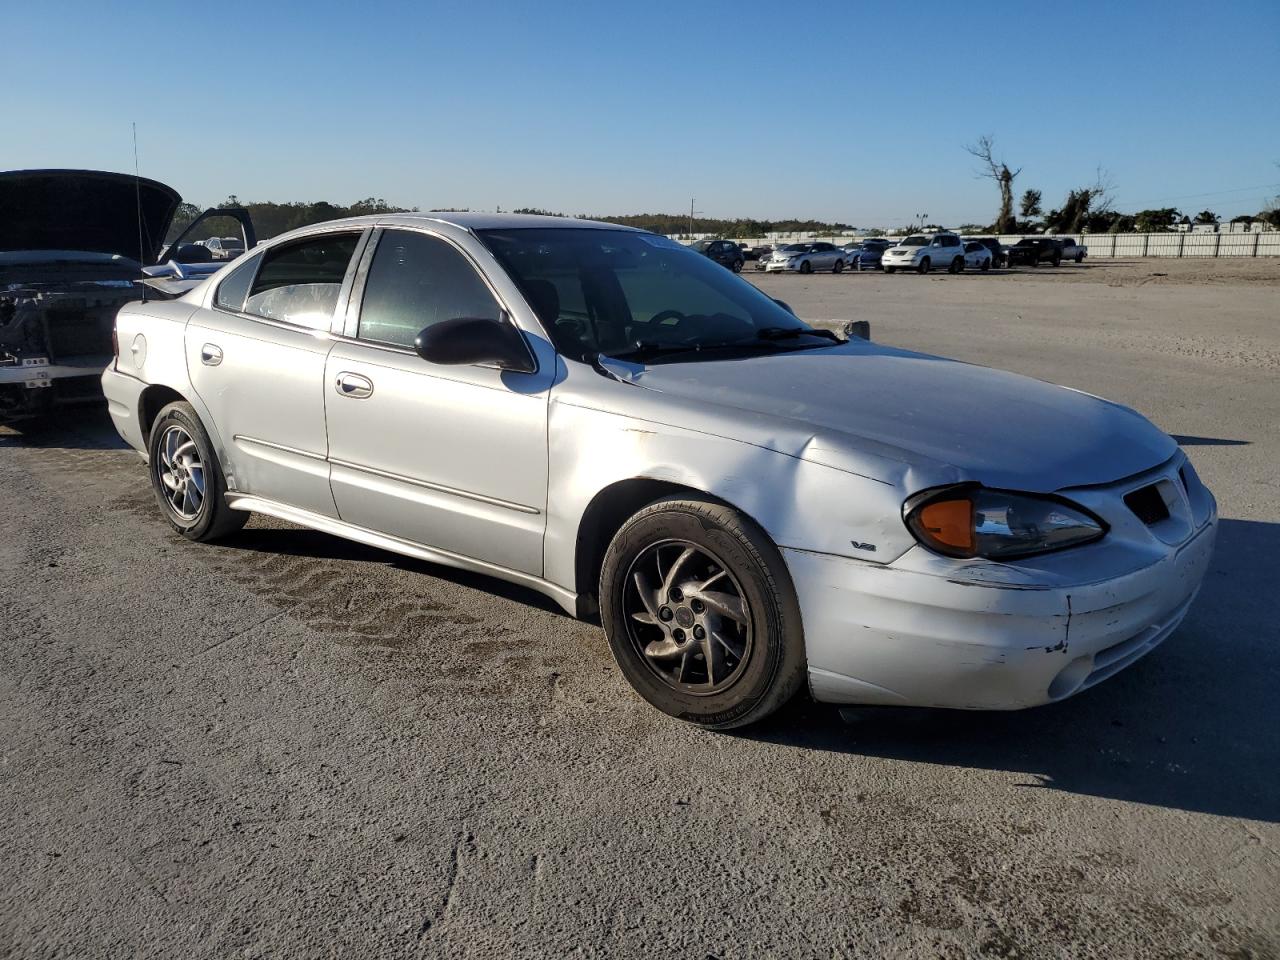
[{"left": 599, "top": 499, "right": 803, "bottom": 728}]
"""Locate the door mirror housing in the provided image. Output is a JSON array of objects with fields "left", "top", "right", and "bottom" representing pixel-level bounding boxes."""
[{"left": 413, "top": 315, "right": 535, "bottom": 373}]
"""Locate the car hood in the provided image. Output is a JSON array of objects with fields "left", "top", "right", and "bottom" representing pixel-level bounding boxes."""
[
  {"left": 884, "top": 245, "right": 921, "bottom": 255},
  {"left": 0, "top": 169, "right": 181, "bottom": 262},
  {"left": 615, "top": 341, "right": 1176, "bottom": 491}
]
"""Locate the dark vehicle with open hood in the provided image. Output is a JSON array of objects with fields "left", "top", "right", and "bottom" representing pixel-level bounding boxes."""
[{"left": 0, "top": 169, "right": 253, "bottom": 420}]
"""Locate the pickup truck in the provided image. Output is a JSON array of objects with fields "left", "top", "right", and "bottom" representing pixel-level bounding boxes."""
[
  {"left": 1006, "top": 238, "right": 1063, "bottom": 267},
  {"left": 1059, "top": 238, "right": 1087, "bottom": 263}
]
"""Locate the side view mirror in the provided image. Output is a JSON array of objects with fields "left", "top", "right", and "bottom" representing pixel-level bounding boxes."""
[
  {"left": 772, "top": 298, "right": 796, "bottom": 316},
  {"left": 414, "top": 315, "right": 535, "bottom": 373}
]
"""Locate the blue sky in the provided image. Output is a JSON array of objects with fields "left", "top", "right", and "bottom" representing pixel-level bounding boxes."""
[{"left": 4, "top": 0, "right": 1278, "bottom": 228}]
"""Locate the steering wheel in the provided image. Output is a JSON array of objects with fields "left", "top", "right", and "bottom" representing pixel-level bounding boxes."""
[{"left": 649, "top": 309, "right": 688, "bottom": 328}]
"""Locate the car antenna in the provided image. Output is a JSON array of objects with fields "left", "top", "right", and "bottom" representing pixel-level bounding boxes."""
[{"left": 132, "top": 121, "right": 145, "bottom": 264}]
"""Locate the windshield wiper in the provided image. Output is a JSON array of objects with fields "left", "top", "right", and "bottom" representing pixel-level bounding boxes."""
[{"left": 755, "top": 326, "right": 844, "bottom": 344}]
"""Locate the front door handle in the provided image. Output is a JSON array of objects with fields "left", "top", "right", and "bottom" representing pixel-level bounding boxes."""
[
  {"left": 335, "top": 372, "right": 373, "bottom": 399},
  {"left": 200, "top": 343, "right": 223, "bottom": 366}
]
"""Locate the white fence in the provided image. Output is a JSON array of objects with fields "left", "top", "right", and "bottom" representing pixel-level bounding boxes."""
[{"left": 1014, "top": 231, "right": 1280, "bottom": 258}]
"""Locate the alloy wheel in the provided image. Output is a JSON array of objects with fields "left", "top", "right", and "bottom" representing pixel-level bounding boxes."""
[
  {"left": 622, "top": 539, "right": 754, "bottom": 695},
  {"left": 156, "top": 424, "right": 206, "bottom": 521}
]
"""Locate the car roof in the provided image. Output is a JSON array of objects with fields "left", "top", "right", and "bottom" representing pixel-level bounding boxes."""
[{"left": 302, "top": 211, "right": 644, "bottom": 233}]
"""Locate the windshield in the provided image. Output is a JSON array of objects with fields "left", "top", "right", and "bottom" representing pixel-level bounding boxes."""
[
  {"left": 477, "top": 228, "right": 828, "bottom": 362},
  {"left": 781, "top": 243, "right": 809, "bottom": 252},
  {"left": 900, "top": 236, "right": 928, "bottom": 246},
  {"left": 692, "top": 240, "right": 714, "bottom": 252},
  {"left": 1015, "top": 239, "right": 1037, "bottom": 246},
  {"left": 222, "top": 238, "right": 244, "bottom": 248}
]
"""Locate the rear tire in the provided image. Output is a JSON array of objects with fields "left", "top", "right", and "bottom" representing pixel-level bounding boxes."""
[
  {"left": 599, "top": 495, "right": 806, "bottom": 730},
  {"left": 885, "top": 267, "right": 896, "bottom": 274},
  {"left": 1053, "top": 255, "right": 1062, "bottom": 267},
  {"left": 949, "top": 256, "right": 963, "bottom": 274},
  {"left": 148, "top": 401, "right": 246, "bottom": 542},
  {"left": 731, "top": 259, "right": 743, "bottom": 273}
]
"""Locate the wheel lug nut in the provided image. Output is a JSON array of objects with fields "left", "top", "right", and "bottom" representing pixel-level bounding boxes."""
[
  {"left": 690, "top": 599, "right": 704, "bottom": 614},
  {"left": 669, "top": 588, "right": 683, "bottom": 603},
  {"left": 693, "top": 625, "right": 705, "bottom": 640},
  {"left": 673, "top": 628, "right": 685, "bottom": 642},
  {"left": 658, "top": 607, "right": 673, "bottom": 621}
]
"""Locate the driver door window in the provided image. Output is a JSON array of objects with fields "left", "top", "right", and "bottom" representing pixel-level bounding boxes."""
[{"left": 357, "top": 230, "right": 501, "bottom": 348}]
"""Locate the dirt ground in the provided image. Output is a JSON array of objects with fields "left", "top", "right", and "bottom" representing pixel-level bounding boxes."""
[{"left": 2, "top": 261, "right": 1278, "bottom": 958}]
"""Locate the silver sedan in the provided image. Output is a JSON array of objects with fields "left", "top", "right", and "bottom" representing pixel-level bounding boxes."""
[{"left": 104, "top": 213, "right": 1216, "bottom": 728}]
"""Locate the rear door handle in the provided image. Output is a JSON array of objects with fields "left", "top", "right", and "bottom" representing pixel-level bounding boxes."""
[
  {"left": 200, "top": 343, "right": 223, "bottom": 366},
  {"left": 335, "top": 372, "right": 373, "bottom": 399}
]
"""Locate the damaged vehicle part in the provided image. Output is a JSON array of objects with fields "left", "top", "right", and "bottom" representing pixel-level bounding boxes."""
[
  {"left": 103, "top": 214, "right": 1217, "bottom": 728},
  {"left": 0, "top": 169, "right": 253, "bottom": 420}
]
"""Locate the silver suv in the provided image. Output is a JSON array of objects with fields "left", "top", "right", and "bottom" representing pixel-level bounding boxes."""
[{"left": 881, "top": 232, "right": 966, "bottom": 274}]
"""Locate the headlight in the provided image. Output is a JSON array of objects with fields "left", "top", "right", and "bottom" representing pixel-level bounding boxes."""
[{"left": 904, "top": 486, "right": 1106, "bottom": 559}]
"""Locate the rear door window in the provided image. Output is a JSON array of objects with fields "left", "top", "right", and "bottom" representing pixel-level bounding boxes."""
[{"left": 244, "top": 233, "right": 361, "bottom": 330}]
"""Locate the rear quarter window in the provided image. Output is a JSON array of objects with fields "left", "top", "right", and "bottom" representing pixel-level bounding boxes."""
[{"left": 213, "top": 253, "right": 261, "bottom": 313}]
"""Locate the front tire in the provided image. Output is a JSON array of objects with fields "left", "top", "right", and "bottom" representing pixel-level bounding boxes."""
[
  {"left": 599, "top": 496, "right": 806, "bottom": 729},
  {"left": 833, "top": 259, "right": 844, "bottom": 274},
  {"left": 885, "top": 266, "right": 896, "bottom": 274},
  {"left": 148, "top": 401, "right": 246, "bottom": 542},
  {"left": 731, "top": 259, "right": 743, "bottom": 273},
  {"left": 799, "top": 260, "right": 813, "bottom": 274},
  {"left": 981, "top": 258, "right": 991, "bottom": 271},
  {"left": 917, "top": 257, "right": 931, "bottom": 274}
]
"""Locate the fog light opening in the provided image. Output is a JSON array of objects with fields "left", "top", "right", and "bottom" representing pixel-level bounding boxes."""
[{"left": 1048, "top": 655, "right": 1094, "bottom": 700}]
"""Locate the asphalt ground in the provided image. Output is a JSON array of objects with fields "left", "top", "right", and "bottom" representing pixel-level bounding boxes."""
[{"left": 2, "top": 259, "right": 1277, "bottom": 958}]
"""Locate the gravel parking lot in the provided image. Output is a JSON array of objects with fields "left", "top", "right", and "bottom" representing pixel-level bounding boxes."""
[{"left": 2, "top": 259, "right": 1277, "bottom": 958}]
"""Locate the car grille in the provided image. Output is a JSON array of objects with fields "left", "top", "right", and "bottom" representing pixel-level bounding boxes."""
[{"left": 1124, "top": 483, "right": 1170, "bottom": 525}]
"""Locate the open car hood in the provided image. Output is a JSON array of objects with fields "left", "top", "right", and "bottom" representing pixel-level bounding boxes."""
[{"left": 0, "top": 169, "right": 181, "bottom": 263}]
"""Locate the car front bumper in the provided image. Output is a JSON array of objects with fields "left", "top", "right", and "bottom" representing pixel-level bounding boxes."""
[
  {"left": 762, "top": 260, "right": 800, "bottom": 272},
  {"left": 881, "top": 256, "right": 920, "bottom": 269},
  {"left": 786, "top": 502, "right": 1217, "bottom": 711}
]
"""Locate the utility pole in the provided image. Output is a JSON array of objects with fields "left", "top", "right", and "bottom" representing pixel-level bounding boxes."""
[{"left": 689, "top": 197, "right": 694, "bottom": 239}]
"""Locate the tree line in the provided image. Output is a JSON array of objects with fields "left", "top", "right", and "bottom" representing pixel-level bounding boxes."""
[{"left": 964, "top": 135, "right": 1280, "bottom": 235}]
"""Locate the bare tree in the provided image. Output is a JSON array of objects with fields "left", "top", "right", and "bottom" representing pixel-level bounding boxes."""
[{"left": 965, "top": 135, "right": 1020, "bottom": 233}]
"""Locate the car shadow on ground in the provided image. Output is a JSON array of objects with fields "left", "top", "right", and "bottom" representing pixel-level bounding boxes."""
[
  {"left": 744, "top": 517, "right": 1280, "bottom": 824},
  {"left": 0, "top": 405, "right": 127, "bottom": 451}
]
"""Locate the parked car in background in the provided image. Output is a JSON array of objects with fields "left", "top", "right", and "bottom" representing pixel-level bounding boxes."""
[
  {"left": 963, "top": 237, "right": 1007, "bottom": 268},
  {"left": 1059, "top": 238, "right": 1087, "bottom": 263},
  {"left": 1007, "top": 238, "right": 1063, "bottom": 267},
  {"left": 881, "top": 233, "right": 966, "bottom": 274},
  {"left": 746, "top": 244, "right": 773, "bottom": 262},
  {"left": 0, "top": 168, "right": 253, "bottom": 421},
  {"left": 842, "top": 238, "right": 892, "bottom": 271},
  {"left": 103, "top": 212, "right": 1218, "bottom": 729},
  {"left": 761, "top": 242, "right": 845, "bottom": 274},
  {"left": 204, "top": 236, "right": 246, "bottom": 261},
  {"left": 691, "top": 239, "right": 745, "bottom": 272},
  {"left": 962, "top": 240, "right": 993, "bottom": 271}
]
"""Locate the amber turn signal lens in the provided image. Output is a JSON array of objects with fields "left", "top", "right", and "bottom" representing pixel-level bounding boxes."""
[{"left": 917, "top": 498, "right": 974, "bottom": 552}]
